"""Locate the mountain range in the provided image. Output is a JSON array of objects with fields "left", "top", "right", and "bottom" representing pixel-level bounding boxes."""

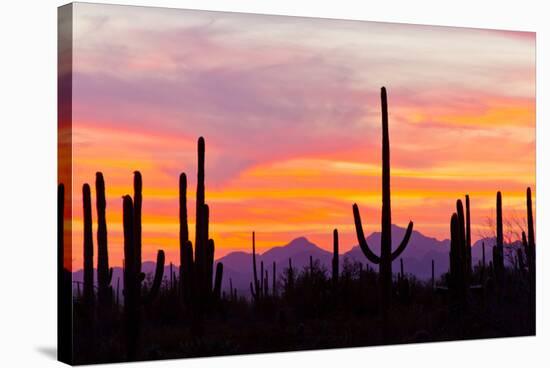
[{"left": 72, "top": 225, "right": 509, "bottom": 297}]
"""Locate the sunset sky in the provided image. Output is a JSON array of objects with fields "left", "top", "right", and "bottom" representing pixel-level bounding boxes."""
[{"left": 66, "top": 3, "right": 535, "bottom": 270}]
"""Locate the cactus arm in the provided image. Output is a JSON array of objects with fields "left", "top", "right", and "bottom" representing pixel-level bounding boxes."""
[
  {"left": 390, "top": 221, "right": 414, "bottom": 262},
  {"left": 142, "top": 250, "right": 165, "bottom": 304},
  {"left": 213, "top": 263, "right": 223, "bottom": 300},
  {"left": 353, "top": 204, "right": 381, "bottom": 264}
]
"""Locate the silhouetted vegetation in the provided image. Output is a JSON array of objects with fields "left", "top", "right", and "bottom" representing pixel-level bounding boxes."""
[{"left": 60, "top": 88, "right": 535, "bottom": 365}]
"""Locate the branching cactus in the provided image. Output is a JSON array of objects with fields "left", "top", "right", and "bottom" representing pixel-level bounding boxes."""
[
  {"left": 178, "top": 137, "right": 224, "bottom": 316},
  {"left": 96, "top": 172, "right": 113, "bottom": 309},
  {"left": 352, "top": 87, "right": 414, "bottom": 312}
]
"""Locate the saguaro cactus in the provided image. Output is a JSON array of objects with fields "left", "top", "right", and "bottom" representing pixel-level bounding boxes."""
[
  {"left": 352, "top": 87, "right": 414, "bottom": 313},
  {"left": 133, "top": 172, "right": 143, "bottom": 275},
  {"left": 493, "top": 192, "right": 505, "bottom": 281},
  {"left": 82, "top": 183, "right": 94, "bottom": 307},
  {"left": 523, "top": 187, "right": 535, "bottom": 330},
  {"left": 122, "top": 196, "right": 139, "bottom": 360},
  {"left": 178, "top": 137, "right": 224, "bottom": 315},
  {"left": 122, "top": 184, "right": 165, "bottom": 360},
  {"left": 465, "top": 195, "right": 472, "bottom": 278},
  {"left": 449, "top": 212, "right": 466, "bottom": 304},
  {"left": 332, "top": 229, "right": 339, "bottom": 285},
  {"left": 524, "top": 187, "right": 535, "bottom": 279},
  {"left": 96, "top": 172, "right": 113, "bottom": 309},
  {"left": 250, "top": 231, "right": 262, "bottom": 302}
]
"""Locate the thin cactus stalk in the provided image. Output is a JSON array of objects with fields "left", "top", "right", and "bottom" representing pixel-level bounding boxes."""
[
  {"left": 309, "top": 255, "right": 313, "bottom": 277},
  {"left": 250, "top": 232, "right": 262, "bottom": 302},
  {"left": 332, "top": 229, "right": 339, "bottom": 285},
  {"left": 179, "top": 173, "right": 192, "bottom": 304},
  {"left": 82, "top": 183, "right": 94, "bottom": 307},
  {"left": 493, "top": 191, "right": 505, "bottom": 281},
  {"left": 456, "top": 199, "right": 471, "bottom": 288},
  {"left": 352, "top": 87, "right": 414, "bottom": 314},
  {"left": 96, "top": 172, "right": 112, "bottom": 309},
  {"left": 525, "top": 188, "right": 535, "bottom": 282},
  {"left": 133, "top": 172, "right": 142, "bottom": 275},
  {"left": 465, "top": 195, "right": 472, "bottom": 278},
  {"left": 525, "top": 187, "right": 535, "bottom": 331}
]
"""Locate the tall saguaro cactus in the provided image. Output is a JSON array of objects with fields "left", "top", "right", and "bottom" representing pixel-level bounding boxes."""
[
  {"left": 332, "top": 229, "right": 339, "bottom": 285},
  {"left": 133, "top": 172, "right": 143, "bottom": 275},
  {"left": 178, "top": 137, "right": 224, "bottom": 316},
  {"left": 82, "top": 183, "right": 94, "bottom": 307},
  {"left": 449, "top": 212, "right": 466, "bottom": 304},
  {"left": 122, "top": 195, "right": 139, "bottom": 360},
  {"left": 493, "top": 192, "right": 505, "bottom": 280},
  {"left": 465, "top": 195, "right": 472, "bottom": 278},
  {"left": 523, "top": 187, "right": 536, "bottom": 330},
  {"left": 96, "top": 172, "right": 113, "bottom": 308},
  {"left": 250, "top": 231, "right": 261, "bottom": 302},
  {"left": 122, "top": 177, "right": 165, "bottom": 360},
  {"left": 352, "top": 87, "right": 414, "bottom": 313}
]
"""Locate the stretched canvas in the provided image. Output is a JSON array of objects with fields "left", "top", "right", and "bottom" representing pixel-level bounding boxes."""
[{"left": 58, "top": 2, "right": 536, "bottom": 365}]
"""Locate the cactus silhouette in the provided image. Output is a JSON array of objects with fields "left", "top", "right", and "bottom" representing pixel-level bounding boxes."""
[
  {"left": 493, "top": 192, "right": 505, "bottom": 281},
  {"left": 522, "top": 187, "right": 535, "bottom": 330},
  {"left": 96, "top": 172, "right": 113, "bottom": 309},
  {"left": 178, "top": 137, "right": 224, "bottom": 318},
  {"left": 332, "top": 229, "right": 339, "bottom": 285},
  {"left": 82, "top": 183, "right": 94, "bottom": 307},
  {"left": 352, "top": 87, "right": 414, "bottom": 314},
  {"left": 122, "top": 176, "right": 165, "bottom": 360},
  {"left": 133, "top": 172, "right": 143, "bottom": 275},
  {"left": 250, "top": 231, "right": 262, "bottom": 302},
  {"left": 465, "top": 195, "right": 472, "bottom": 279},
  {"left": 449, "top": 211, "right": 466, "bottom": 305}
]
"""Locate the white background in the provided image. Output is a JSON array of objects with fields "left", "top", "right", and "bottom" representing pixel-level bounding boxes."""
[{"left": 0, "top": 0, "right": 548, "bottom": 366}]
